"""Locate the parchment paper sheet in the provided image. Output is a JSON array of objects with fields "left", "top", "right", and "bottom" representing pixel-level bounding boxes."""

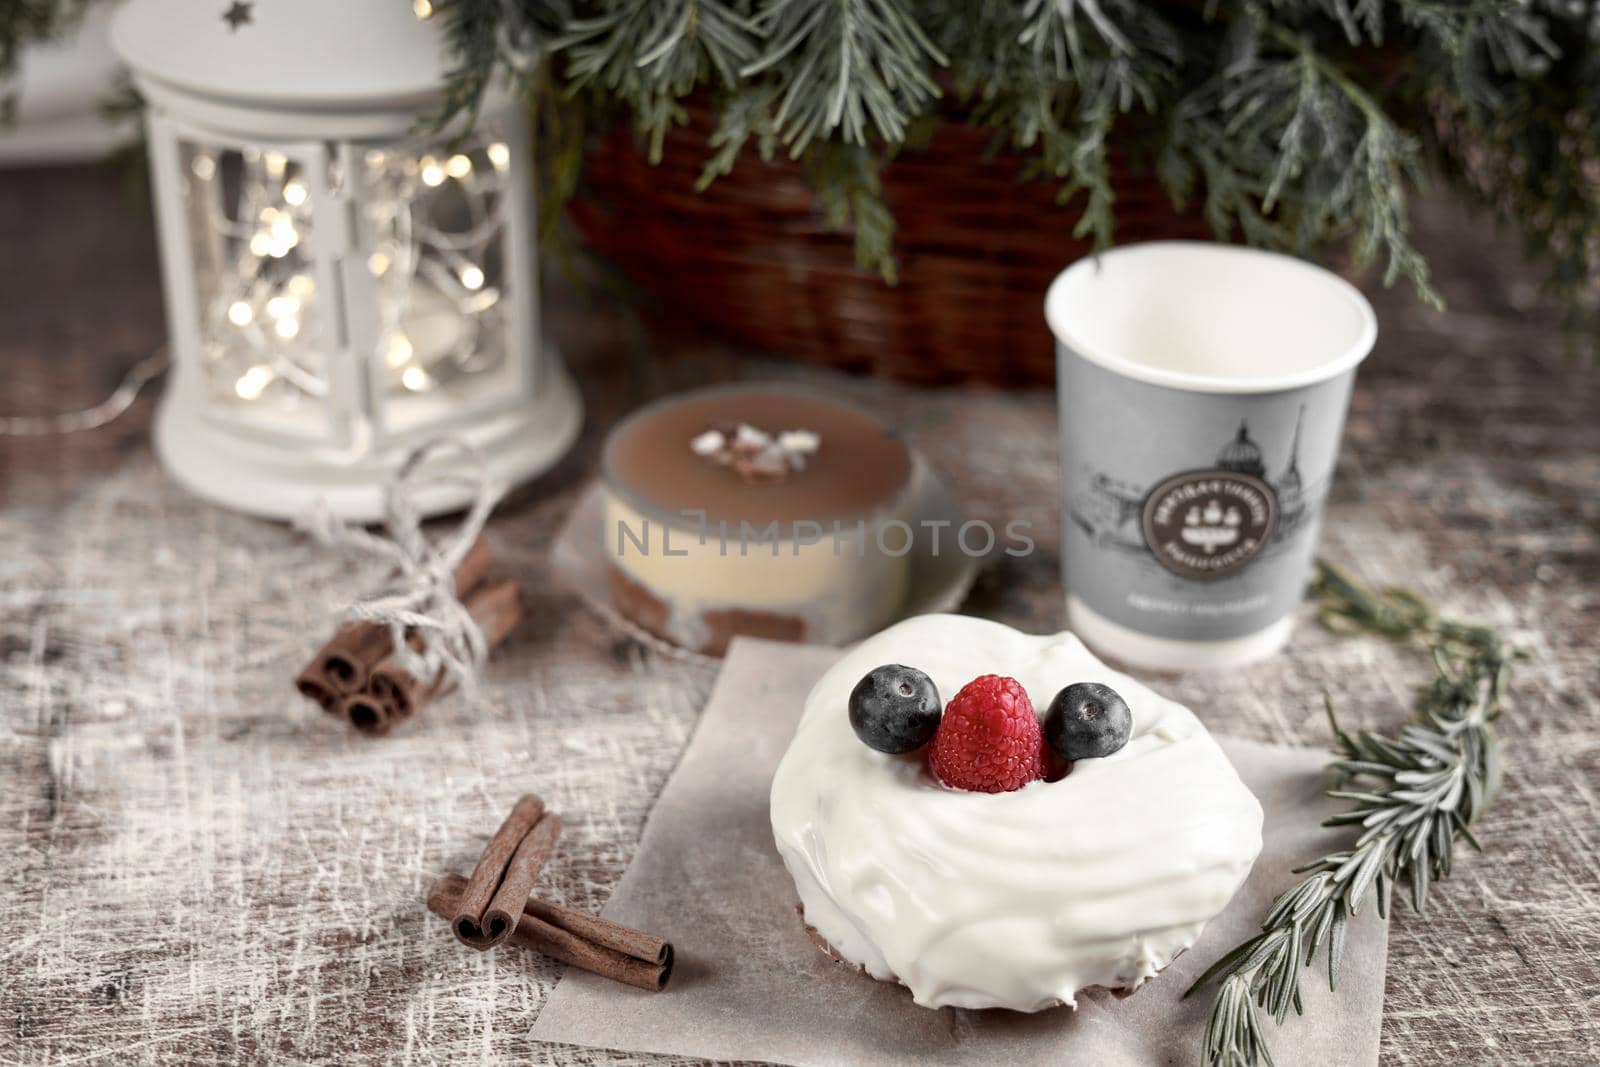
[{"left": 530, "top": 638, "right": 1388, "bottom": 1066}]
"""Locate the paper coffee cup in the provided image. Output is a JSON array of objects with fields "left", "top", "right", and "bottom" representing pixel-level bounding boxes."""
[{"left": 1045, "top": 242, "right": 1376, "bottom": 671}]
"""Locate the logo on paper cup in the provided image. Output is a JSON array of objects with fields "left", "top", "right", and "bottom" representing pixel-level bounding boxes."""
[{"left": 1142, "top": 470, "right": 1277, "bottom": 580}]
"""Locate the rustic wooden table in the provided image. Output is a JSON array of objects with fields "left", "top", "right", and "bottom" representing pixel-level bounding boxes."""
[{"left": 2, "top": 166, "right": 1596, "bottom": 1065}]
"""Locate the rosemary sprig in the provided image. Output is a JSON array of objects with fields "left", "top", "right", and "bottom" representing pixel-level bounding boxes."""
[{"left": 1186, "top": 560, "right": 1521, "bottom": 1067}]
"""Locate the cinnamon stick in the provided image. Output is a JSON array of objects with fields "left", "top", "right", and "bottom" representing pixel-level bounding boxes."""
[
  {"left": 428, "top": 874, "right": 673, "bottom": 992},
  {"left": 295, "top": 666, "right": 338, "bottom": 714},
  {"left": 338, "top": 691, "right": 396, "bottom": 736},
  {"left": 451, "top": 535, "right": 495, "bottom": 592},
  {"left": 484, "top": 812, "right": 562, "bottom": 944},
  {"left": 295, "top": 535, "right": 494, "bottom": 701},
  {"left": 452, "top": 795, "right": 553, "bottom": 949},
  {"left": 336, "top": 631, "right": 422, "bottom": 736},
  {"left": 524, "top": 897, "right": 673, "bottom": 967},
  {"left": 317, "top": 621, "right": 396, "bottom": 696},
  {"left": 367, "top": 579, "right": 523, "bottom": 722}
]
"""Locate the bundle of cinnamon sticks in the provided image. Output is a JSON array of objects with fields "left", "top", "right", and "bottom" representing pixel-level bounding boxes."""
[
  {"left": 429, "top": 795, "right": 673, "bottom": 991},
  {"left": 294, "top": 536, "right": 523, "bottom": 736}
]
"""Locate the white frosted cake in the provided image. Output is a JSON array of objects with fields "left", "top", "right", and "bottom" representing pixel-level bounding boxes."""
[{"left": 769, "top": 614, "right": 1263, "bottom": 1012}]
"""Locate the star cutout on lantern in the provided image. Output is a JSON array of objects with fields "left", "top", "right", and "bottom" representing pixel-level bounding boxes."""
[{"left": 221, "top": 1, "right": 253, "bottom": 31}]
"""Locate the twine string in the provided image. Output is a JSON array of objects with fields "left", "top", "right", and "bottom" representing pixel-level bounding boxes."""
[{"left": 296, "top": 436, "right": 507, "bottom": 696}]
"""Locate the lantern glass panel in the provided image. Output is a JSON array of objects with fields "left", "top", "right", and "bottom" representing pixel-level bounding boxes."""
[
  {"left": 179, "top": 139, "right": 332, "bottom": 437},
  {"left": 364, "top": 125, "right": 521, "bottom": 436}
]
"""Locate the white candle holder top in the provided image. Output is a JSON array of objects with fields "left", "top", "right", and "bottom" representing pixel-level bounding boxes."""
[{"left": 111, "top": 0, "right": 581, "bottom": 521}]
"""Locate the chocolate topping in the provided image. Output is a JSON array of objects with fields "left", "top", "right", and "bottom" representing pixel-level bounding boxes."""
[{"left": 603, "top": 387, "right": 913, "bottom": 525}]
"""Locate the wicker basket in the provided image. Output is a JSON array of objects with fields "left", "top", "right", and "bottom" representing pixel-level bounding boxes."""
[{"left": 567, "top": 103, "right": 1215, "bottom": 386}]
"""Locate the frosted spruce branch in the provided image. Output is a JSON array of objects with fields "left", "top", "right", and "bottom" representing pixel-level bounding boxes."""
[{"left": 21, "top": 1, "right": 1593, "bottom": 323}]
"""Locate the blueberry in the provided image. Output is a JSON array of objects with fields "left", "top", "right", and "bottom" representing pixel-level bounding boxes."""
[
  {"left": 1045, "top": 682, "right": 1132, "bottom": 761},
  {"left": 849, "top": 664, "right": 942, "bottom": 754}
]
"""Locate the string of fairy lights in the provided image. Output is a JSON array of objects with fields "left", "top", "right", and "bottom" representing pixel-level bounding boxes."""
[{"left": 186, "top": 130, "right": 513, "bottom": 411}]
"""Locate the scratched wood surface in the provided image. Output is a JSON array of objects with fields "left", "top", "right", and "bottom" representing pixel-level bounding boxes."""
[{"left": 1, "top": 165, "right": 1596, "bottom": 1065}]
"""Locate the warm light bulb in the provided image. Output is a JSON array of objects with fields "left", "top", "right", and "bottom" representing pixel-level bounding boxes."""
[
  {"left": 413, "top": 0, "right": 433, "bottom": 18},
  {"left": 368, "top": 251, "right": 391, "bottom": 277},
  {"left": 265, "top": 295, "right": 296, "bottom": 319},
  {"left": 235, "top": 365, "right": 273, "bottom": 400},
  {"left": 191, "top": 154, "right": 217, "bottom": 181},
  {"left": 420, "top": 157, "right": 445, "bottom": 187},
  {"left": 227, "top": 300, "right": 254, "bottom": 326},
  {"left": 265, "top": 152, "right": 287, "bottom": 177},
  {"left": 459, "top": 265, "right": 485, "bottom": 291},
  {"left": 282, "top": 179, "right": 308, "bottom": 206},
  {"left": 401, "top": 366, "right": 431, "bottom": 391},
  {"left": 446, "top": 154, "right": 473, "bottom": 179},
  {"left": 288, "top": 274, "right": 316, "bottom": 297},
  {"left": 249, "top": 233, "right": 273, "bottom": 258},
  {"left": 270, "top": 216, "right": 299, "bottom": 251},
  {"left": 465, "top": 287, "right": 500, "bottom": 312},
  {"left": 385, "top": 332, "right": 415, "bottom": 368},
  {"left": 274, "top": 317, "right": 300, "bottom": 339},
  {"left": 486, "top": 142, "right": 511, "bottom": 171}
]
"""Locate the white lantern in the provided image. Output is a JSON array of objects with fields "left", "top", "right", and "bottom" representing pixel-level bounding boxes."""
[{"left": 111, "top": 0, "right": 580, "bottom": 520}]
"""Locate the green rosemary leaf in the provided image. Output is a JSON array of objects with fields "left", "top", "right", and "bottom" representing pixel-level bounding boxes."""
[
  {"left": 1185, "top": 933, "right": 1276, "bottom": 999},
  {"left": 1453, "top": 813, "right": 1482, "bottom": 853},
  {"left": 1323, "top": 693, "right": 1358, "bottom": 754},
  {"left": 1272, "top": 924, "right": 1303, "bottom": 1022},
  {"left": 1306, "top": 897, "right": 1337, "bottom": 963},
  {"left": 1399, "top": 727, "right": 1460, "bottom": 764},
  {"left": 1347, "top": 842, "right": 1386, "bottom": 913},
  {"left": 1320, "top": 810, "right": 1374, "bottom": 827},
  {"left": 1263, "top": 874, "right": 1327, "bottom": 929},
  {"left": 1327, "top": 904, "right": 1348, "bottom": 990},
  {"left": 1338, "top": 760, "right": 1404, "bottom": 778},
  {"left": 1291, "top": 851, "right": 1346, "bottom": 875},
  {"left": 1324, "top": 789, "right": 1392, "bottom": 805},
  {"left": 1356, "top": 730, "right": 1422, "bottom": 768},
  {"left": 1353, "top": 816, "right": 1397, "bottom": 849}
]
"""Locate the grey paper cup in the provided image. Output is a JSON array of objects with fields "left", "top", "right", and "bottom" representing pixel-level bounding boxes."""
[{"left": 1046, "top": 243, "right": 1376, "bottom": 671}]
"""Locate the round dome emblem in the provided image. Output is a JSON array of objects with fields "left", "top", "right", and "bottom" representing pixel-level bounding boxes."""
[{"left": 1141, "top": 470, "right": 1277, "bottom": 580}]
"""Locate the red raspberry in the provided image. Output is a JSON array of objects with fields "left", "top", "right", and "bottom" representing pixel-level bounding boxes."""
[{"left": 928, "top": 674, "right": 1045, "bottom": 793}]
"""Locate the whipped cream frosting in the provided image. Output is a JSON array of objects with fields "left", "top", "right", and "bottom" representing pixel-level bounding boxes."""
[{"left": 769, "top": 614, "right": 1263, "bottom": 1012}]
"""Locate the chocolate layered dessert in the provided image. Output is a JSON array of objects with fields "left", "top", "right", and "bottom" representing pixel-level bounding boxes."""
[{"left": 601, "top": 385, "right": 915, "bottom": 655}]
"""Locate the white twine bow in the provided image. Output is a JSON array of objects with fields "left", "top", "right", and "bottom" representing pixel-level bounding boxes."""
[{"left": 295, "top": 436, "right": 508, "bottom": 698}]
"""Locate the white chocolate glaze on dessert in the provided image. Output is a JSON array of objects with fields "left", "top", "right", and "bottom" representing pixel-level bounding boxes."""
[{"left": 769, "top": 614, "right": 1263, "bottom": 1012}]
